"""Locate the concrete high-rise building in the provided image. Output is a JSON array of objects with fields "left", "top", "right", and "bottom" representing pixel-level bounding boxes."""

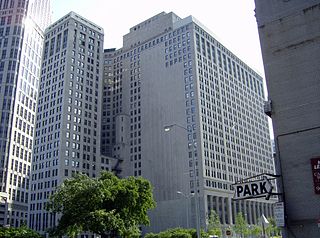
[
  {"left": 0, "top": 0, "right": 51, "bottom": 227},
  {"left": 28, "top": 12, "right": 110, "bottom": 233},
  {"left": 255, "top": 1, "right": 320, "bottom": 237},
  {"left": 102, "top": 12, "right": 275, "bottom": 233}
]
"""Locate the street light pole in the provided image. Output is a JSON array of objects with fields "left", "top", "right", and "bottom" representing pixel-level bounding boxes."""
[
  {"left": 177, "top": 191, "right": 193, "bottom": 228},
  {"left": 0, "top": 192, "right": 8, "bottom": 227},
  {"left": 164, "top": 124, "right": 201, "bottom": 238},
  {"left": 192, "top": 145, "right": 201, "bottom": 238}
]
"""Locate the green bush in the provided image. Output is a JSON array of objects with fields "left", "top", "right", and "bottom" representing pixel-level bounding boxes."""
[
  {"left": 0, "top": 226, "right": 42, "bottom": 238},
  {"left": 145, "top": 233, "right": 160, "bottom": 238},
  {"left": 145, "top": 227, "right": 209, "bottom": 238}
]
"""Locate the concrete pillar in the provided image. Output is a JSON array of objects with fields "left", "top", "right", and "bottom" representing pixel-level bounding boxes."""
[
  {"left": 221, "top": 197, "right": 226, "bottom": 224},
  {"left": 204, "top": 195, "right": 209, "bottom": 224},
  {"left": 232, "top": 200, "right": 237, "bottom": 225},
  {"left": 215, "top": 196, "right": 219, "bottom": 215},
  {"left": 258, "top": 202, "right": 262, "bottom": 220},
  {"left": 263, "top": 203, "right": 267, "bottom": 217},
  {"left": 243, "top": 200, "right": 248, "bottom": 223},
  {"left": 240, "top": 200, "right": 243, "bottom": 214},
  {"left": 257, "top": 202, "right": 261, "bottom": 222},
  {"left": 207, "top": 195, "right": 212, "bottom": 212},
  {"left": 227, "top": 197, "right": 233, "bottom": 225},
  {"left": 270, "top": 203, "right": 274, "bottom": 217},
  {"left": 252, "top": 201, "right": 257, "bottom": 224},
  {"left": 247, "top": 201, "right": 252, "bottom": 224}
]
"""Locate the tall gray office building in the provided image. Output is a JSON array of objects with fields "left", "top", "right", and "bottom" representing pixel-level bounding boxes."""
[
  {"left": 0, "top": 0, "right": 51, "bottom": 227},
  {"left": 102, "top": 12, "right": 275, "bottom": 233},
  {"left": 255, "top": 1, "right": 320, "bottom": 237},
  {"left": 28, "top": 12, "right": 109, "bottom": 233}
]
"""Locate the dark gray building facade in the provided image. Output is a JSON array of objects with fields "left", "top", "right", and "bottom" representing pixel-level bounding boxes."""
[{"left": 255, "top": 1, "right": 320, "bottom": 237}]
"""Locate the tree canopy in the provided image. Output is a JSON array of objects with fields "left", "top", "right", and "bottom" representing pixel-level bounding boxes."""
[
  {"left": 234, "top": 212, "right": 249, "bottom": 238},
  {"left": 0, "top": 226, "right": 42, "bottom": 238},
  {"left": 145, "top": 227, "right": 209, "bottom": 238},
  {"left": 266, "top": 217, "right": 281, "bottom": 237},
  {"left": 47, "top": 171, "right": 156, "bottom": 238}
]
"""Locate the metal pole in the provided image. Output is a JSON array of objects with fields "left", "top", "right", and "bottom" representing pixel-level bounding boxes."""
[
  {"left": 262, "top": 222, "right": 266, "bottom": 238},
  {"left": 186, "top": 197, "right": 189, "bottom": 228},
  {"left": 192, "top": 143, "right": 201, "bottom": 238},
  {"left": 177, "top": 191, "right": 191, "bottom": 228},
  {"left": 164, "top": 125, "right": 201, "bottom": 238}
]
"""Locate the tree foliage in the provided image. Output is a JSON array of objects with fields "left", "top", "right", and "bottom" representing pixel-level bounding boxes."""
[
  {"left": 47, "top": 171, "right": 156, "bottom": 238},
  {"left": 207, "top": 209, "right": 222, "bottom": 237},
  {"left": 0, "top": 226, "right": 42, "bottom": 238},
  {"left": 266, "top": 217, "right": 281, "bottom": 237},
  {"left": 234, "top": 212, "right": 249, "bottom": 238},
  {"left": 145, "top": 228, "right": 192, "bottom": 238},
  {"left": 145, "top": 227, "right": 209, "bottom": 238},
  {"left": 249, "top": 224, "right": 262, "bottom": 237}
]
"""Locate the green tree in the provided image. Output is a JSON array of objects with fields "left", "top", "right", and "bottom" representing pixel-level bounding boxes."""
[
  {"left": 266, "top": 217, "right": 281, "bottom": 237},
  {"left": 145, "top": 227, "right": 209, "bottom": 238},
  {"left": 250, "top": 224, "right": 262, "bottom": 237},
  {"left": 0, "top": 226, "right": 42, "bottom": 238},
  {"left": 207, "top": 209, "right": 222, "bottom": 237},
  {"left": 47, "top": 171, "right": 156, "bottom": 238},
  {"left": 234, "top": 212, "right": 249, "bottom": 238}
]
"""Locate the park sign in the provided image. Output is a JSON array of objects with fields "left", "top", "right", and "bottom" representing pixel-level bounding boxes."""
[{"left": 232, "top": 176, "right": 273, "bottom": 200}]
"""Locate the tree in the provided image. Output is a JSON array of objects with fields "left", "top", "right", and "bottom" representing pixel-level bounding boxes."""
[
  {"left": 145, "top": 227, "right": 210, "bottom": 238},
  {"left": 234, "top": 212, "right": 249, "bottom": 238},
  {"left": 250, "top": 224, "right": 262, "bottom": 237},
  {"left": 207, "top": 209, "right": 222, "bottom": 237},
  {"left": 145, "top": 228, "right": 192, "bottom": 238},
  {"left": 266, "top": 217, "right": 280, "bottom": 237},
  {"left": 0, "top": 226, "right": 42, "bottom": 238},
  {"left": 47, "top": 171, "right": 156, "bottom": 238}
]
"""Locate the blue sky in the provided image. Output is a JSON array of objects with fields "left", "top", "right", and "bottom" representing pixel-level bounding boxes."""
[{"left": 52, "top": 0, "right": 264, "bottom": 76}]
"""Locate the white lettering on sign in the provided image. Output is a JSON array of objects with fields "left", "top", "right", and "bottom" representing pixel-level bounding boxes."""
[{"left": 233, "top": 177, "right": 273, "bottom": 200}]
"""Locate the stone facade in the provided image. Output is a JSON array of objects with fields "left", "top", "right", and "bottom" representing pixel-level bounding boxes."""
[{"left": 255, "top": 1, "right": 320, "bottom": 237}]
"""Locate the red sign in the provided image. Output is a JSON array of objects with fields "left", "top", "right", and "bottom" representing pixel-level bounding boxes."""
[
  {"left": 311, "top": 157, "right": 320, "bottom": 194},
  {"left": 226, "top": 230, "right": 232, "bottom": 236}
]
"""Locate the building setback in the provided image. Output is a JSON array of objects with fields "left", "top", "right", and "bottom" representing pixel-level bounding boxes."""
[
  {"left": 102, "top": 12, "right": 275, "bottom": 233},
  {"left": 255, "top": 1, "right": 320, "bottom": 237},
  {"left": 29, "top": 12, "right": 112, "bottom": 233},
  {"left": 0, "top": 0, "right": 51, "bottom": 227}
]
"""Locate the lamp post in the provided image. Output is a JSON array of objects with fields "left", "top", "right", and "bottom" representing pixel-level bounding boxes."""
[
  {"left": 0, "top": 192, "right": 8, "bottom": 227},
  {"left": 177, "top": 191, "right": 195, "bottom": 228},
  {"left": 164, "top": 124, "right": 201, "bottom": 238}
]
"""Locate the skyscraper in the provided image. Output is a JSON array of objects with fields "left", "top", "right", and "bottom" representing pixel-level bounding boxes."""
[
  {"left": 29, "top": 12, "right": 107, "bottom": 233},
  {"left": 0, "top": 0, "right": 51, "bottom": 227},
  {"left": 255, "top": 1, "right": 320, "bottom": 237},
  {"left": 102, "top": 12, "right": 275, "bottom": 233}
]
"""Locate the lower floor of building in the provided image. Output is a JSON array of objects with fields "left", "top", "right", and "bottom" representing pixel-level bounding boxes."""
[{"left": 205, "top": 194, "right": 275, "bottom": 225}]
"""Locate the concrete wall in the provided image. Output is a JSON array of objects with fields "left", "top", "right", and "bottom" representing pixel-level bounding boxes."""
[{"left": 255, "top": 1, "right": 320, "bottom": 237}]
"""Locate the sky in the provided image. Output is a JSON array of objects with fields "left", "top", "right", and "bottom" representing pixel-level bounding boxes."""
[{"left": 52, "top": 0, "right": 265, "bottom": 76}]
